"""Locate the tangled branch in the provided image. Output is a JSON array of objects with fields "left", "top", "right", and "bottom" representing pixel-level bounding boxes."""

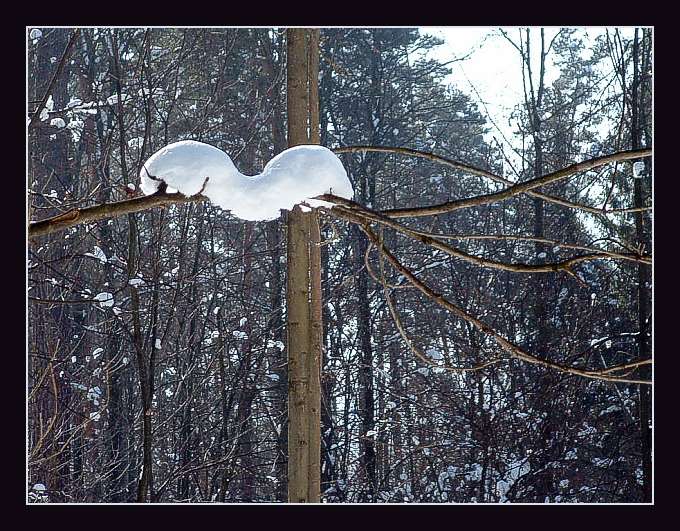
[{"left": 358, "top": 222, "right": 651, "bottom": 385}]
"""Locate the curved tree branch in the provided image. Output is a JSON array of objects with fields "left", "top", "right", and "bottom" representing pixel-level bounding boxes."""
[
  {"left": 372, "top": 229, "right": 502, "bottom": 373},
  {"left": 331, "top": 145, "right": 652, "bottom": 218},
  {"left": 359, "top": 222, "right": 651, "bottom": 385},
  {"left": 322, "top": 201, "right": 650, "bottom": 275}
]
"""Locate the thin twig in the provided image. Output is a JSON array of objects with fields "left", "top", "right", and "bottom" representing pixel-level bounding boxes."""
[
  {"left": 360, "top": 222, "right": 651, "bottom": 385},
  {"left": 29, "top": 29, "right": 81, "bottom": 130}
]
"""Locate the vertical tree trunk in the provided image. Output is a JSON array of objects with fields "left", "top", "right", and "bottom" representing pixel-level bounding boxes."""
[
  {"left": 30, "top": 29, "right": 73, "bottom": 502},
  {"left": 237, "top": 221, "right": 257, "bottom": 501},
  {"left": 263, "top": 29, "right": 290, "bottom": 502},
  {"left": 631, "top": 28, "right": 652, "bottom": 503},
  {"left": 128, "top": 213, "right": 153, "bottom": 503},
  {"left": 287, "top": 202, "right": 311, "bottom": 503},
  {"left": 286, "top": 27, "right": 322, "bottom": 503},
  {"left": 177, "top": 206, "right": 206, "bottom": 500},
  {"left": 523, "top": 29, "right": 557, "bottom": 501},
  {"left": 307, "top": 29, "right": 323, "bottom": 503},
  {"left": 354, "top": 223, "right": 377, "bottom": 500}
]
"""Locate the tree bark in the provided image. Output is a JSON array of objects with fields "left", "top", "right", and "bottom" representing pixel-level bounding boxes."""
[
  {"left": 286, "top": 28, "right": 322, "bottom": 503},
  {"left": 307, "top": 29, "right": 323, "bottom": 503},
  {"left": 631, "top": 28, "right": 652, "bottom": 503}
]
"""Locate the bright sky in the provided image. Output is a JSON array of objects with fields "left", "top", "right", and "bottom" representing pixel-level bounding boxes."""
[
  {"left": 424, "top": 27, "right": 529, "bottom": 129},
  {"left": 420, "top": 27, "right": 636, "bottom": 152},
  {"left": 419, "top": 27, "right": 641, "bottom": 236}
]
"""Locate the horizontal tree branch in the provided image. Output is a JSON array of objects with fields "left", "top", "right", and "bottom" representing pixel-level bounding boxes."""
[
  {"left": 28, "top": 191, "right": 205, "bottom": 239},
  {"left": 29, "top": 147, "right": 652, "bottom": 240},
  {"left": 332, "top": 146, "right": 652, "bottom": 218},
  {"left": 408, "top": 232, "right": 651, "bottom": 264},
  {"left": 322, "top": 201, "right": 650, "bottom": 275}
]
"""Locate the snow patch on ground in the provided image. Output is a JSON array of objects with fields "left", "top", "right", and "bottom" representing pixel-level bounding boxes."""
[{"left": 140, "top": 140, "right": 353, "bottom": 221}]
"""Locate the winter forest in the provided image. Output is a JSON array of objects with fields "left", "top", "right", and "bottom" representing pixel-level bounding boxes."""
[{"left": 27, "top": 27, "right": 653, "bottom": 504}]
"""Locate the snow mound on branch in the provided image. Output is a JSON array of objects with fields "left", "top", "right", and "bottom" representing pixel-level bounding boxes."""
[
  {"left": 93, "top": 292, "right": 114, "bottom": 308},
  {"left": 633, "top": 161, "right": 645, "bottom": 179},
  {"left": 140, "top": 140, "right": 353, "bottom": 221}
]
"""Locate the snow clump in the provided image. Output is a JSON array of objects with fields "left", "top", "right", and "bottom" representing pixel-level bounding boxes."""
[{"left": 140, "top": 140, "right": 354, "bottom": 221}]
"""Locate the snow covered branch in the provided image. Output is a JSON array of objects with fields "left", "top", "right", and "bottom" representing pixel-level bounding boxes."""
[{"left": 29, "top": 144, "right": 652, "bottom": 245}]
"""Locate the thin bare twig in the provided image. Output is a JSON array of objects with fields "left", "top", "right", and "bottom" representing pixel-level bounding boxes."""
[
  {"left": 360, "top": 222, "right": 651, "bottom": 385},
  {"left": 29, "top": 29, "right": 81, "bottom": 130},
  {"left": 374, "top": 229, "right": 502, "bottom": 373},
  {"left": 322, "top": 201, "right": 650, "bottom": 276}
]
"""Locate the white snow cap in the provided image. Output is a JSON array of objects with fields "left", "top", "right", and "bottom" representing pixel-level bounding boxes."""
[
  {"left": 140, "top": 140, "right": 354, "bottom": 221},
  {"left": 94, "top": 292, "right": 114, "bottom": 308}
]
